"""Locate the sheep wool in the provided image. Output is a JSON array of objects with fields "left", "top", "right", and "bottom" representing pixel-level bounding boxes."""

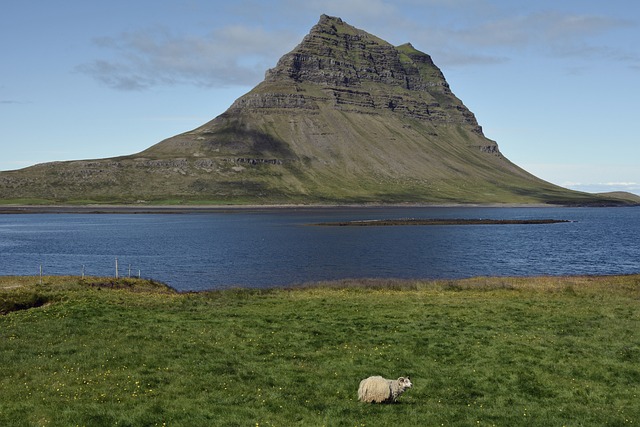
[{"left": 357, "top": 376, "right": 413, "bottom": 403}]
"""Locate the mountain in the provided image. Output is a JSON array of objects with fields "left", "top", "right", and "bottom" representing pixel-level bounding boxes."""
[
  {"left": 0, "top": 15, "right": 631, "bottom": 205},
  {"left": 596, "top": 191, "right": 640, "bottom": 204}
]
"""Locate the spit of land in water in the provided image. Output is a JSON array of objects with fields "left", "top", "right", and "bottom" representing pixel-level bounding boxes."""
[{"left": 312, "top": 218, "right": 571, "bottom": 226}]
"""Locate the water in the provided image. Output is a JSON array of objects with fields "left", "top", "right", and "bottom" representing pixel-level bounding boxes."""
[{"left": 0, "top": 206, "right": 638, "bottom": 291}]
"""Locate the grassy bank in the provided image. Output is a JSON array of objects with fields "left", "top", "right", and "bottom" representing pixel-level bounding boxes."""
[{"left": 1, "top": 276, "right": 639, "bottom": 426}]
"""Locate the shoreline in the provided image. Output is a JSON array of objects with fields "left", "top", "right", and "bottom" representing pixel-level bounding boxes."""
[
  {"left": 0, "top": 202, "right": 558, "bottom": 214},
  {"left": 3, "top": 273, "right": 639, "bottom": 292}
]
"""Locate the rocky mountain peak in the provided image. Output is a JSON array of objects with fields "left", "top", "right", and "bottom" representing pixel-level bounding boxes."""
[
  {"left": 227, "top": 15, "right": 483, "bottom": 133},
  {"left": 265, "top": 14, "right": 393, "bottom": 86}
]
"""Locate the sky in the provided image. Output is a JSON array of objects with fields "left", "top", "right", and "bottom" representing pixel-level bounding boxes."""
[{"left": 1, "top": 0, "right": 639, "bottom": 195}]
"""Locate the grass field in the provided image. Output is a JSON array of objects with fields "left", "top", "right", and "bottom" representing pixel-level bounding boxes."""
[{"left": 1, "top": 275, "right": 639, "bottom": 426}]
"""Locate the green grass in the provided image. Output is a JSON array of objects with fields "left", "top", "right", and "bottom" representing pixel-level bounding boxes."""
[{"left": 1, "top": 275, "right": 639, "bottom": 426}]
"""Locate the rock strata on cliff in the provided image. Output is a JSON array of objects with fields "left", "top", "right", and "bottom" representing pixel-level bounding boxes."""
[{"left": 260, "top": 17, "right": 482, "bottom": 131}]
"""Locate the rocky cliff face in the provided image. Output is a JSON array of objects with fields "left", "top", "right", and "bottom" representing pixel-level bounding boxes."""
[
  {"left": 0, "top": 15, "right": 622, "bottom": 205},
  {"left": 230, "top": 15, "right": 483, "bottom": 132}
]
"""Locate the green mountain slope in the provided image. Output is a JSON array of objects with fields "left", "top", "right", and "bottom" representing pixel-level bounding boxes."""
[{"left": 0, "top": 15, "right": 631, "bottom": 205}]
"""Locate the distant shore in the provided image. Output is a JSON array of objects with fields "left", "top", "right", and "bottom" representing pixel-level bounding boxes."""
[{"left": 0, "top": 202, "right": 557, "bottom": 214}]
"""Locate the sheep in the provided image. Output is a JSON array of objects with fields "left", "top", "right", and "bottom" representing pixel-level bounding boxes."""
[{"left": 357, "top": 376, "right": 413, "bottom": 403}]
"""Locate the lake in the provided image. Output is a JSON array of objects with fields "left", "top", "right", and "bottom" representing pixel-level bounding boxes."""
[{"left": 0, "top": 206, "right": 638, "bottom": 291}]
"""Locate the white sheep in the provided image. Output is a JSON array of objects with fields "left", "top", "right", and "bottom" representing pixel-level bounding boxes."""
[{"left": 357, "top": 376, "right": 413, "bottom": 403}]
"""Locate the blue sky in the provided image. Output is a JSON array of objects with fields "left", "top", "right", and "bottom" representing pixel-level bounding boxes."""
[{"left": 2, "top": 0, "right": 639, "bottom": 195}]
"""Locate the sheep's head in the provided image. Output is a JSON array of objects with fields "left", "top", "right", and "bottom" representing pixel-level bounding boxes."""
[{"left": 398, "top": 377, "right": 412, "bottom": 390}]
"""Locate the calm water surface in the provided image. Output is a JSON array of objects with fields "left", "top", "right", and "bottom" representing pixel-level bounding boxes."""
[{"left": 0, "top": 206, "right": 638, "bottom": 291}]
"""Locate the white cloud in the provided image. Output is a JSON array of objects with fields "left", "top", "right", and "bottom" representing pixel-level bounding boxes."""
[
  {"left": 428, "top": 51, "right": 509, "bottom": 67},
  {"left": 78, "top": 25, "right": 297, "bottom": 91},
  {"left": 404, "top": 8, "right": 636, "bottom": 68},
  {"left": 520, "top": 163, "right": 640, "bottom": 195},
  {"left": 456, "top": 11, "right": 631, "bottom": 49},
  {"left": 290, "top": 0, "right": 398, "bottom": 21},
  {"left": 563, "top": 181, "right": 640, "bottom": 195}
]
